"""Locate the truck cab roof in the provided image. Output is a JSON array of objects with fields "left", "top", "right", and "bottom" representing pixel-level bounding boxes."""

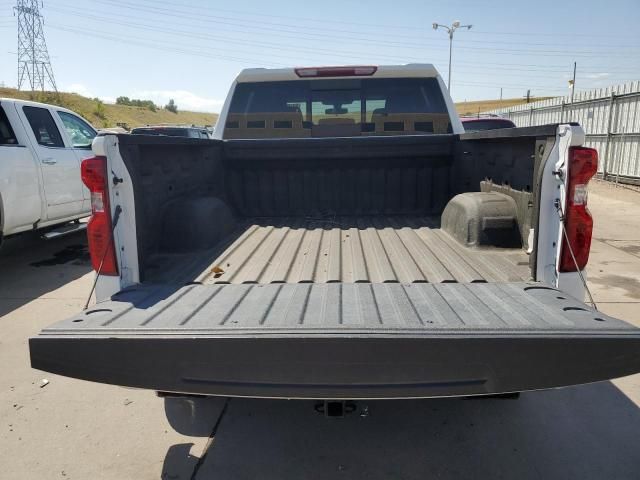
[
  {"left": 235, "top": 64, "right": 439, "bottom": 83},
  {"left": 0, "top": 97, "right": 83, "bottom": 118}
]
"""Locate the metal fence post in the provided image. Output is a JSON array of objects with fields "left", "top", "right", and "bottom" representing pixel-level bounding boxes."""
[
  {"left": 602, "top": 92, "right": 616, "bottom": 180},
  {"left": 529, "top": 107, "right": 534, "bottom": 127}
]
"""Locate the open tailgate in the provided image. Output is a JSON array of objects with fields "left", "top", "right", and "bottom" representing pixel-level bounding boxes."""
[{"left": 30, "top": 282, "right": 640, "bottom": 399}]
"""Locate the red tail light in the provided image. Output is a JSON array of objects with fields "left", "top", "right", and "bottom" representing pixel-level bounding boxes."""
[
  {"left": 81, "top": 156, "right": 118, "bottom": 276},
  {"left": 559, "top": 147, "right": 598, "bottom": 272},
  {"left": 294, "top": 66, "right": 377, "bottom": 77}
]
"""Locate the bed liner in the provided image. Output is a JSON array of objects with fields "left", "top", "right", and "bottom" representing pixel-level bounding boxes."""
[
  {"left": 147, "top": 216, "right": 531, "bottom": 285},
  {"left": 30, "top": 282, "right": 640, "bottom": 399}
]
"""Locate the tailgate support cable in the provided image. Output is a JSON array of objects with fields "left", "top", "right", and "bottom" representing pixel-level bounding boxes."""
[
  {"left": 554, "top": 199, "right": 598, "bottom": 310},
  {"left": 83, "top": 205, "right": 122, "bottom": 311}
]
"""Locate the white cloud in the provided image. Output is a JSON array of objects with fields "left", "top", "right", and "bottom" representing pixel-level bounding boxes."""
[
  {"left": 66, "top": 83, "right": 95, "bottom": 98},
  {"left": 585, "top": 73, "right": 610, "bottom": 80},
  {"left": 61, "top": 84, "right": 222, "bottom": 112},
  {"left": 132, "top": 90, "right": 223, "bottom": 112}
]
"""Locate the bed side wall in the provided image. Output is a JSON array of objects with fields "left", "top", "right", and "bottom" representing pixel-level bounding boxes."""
[{"left": 118, "top": 137, "right": 227, "bottom": 280}]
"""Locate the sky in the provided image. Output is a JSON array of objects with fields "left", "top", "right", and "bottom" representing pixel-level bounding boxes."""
[{"left": 1, "top": 0, "right": 639, "bottom": 112}]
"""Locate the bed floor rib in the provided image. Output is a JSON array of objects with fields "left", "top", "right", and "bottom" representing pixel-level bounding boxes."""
[
  {"left": 195, "top": 216, "right": 531, "bottom": 285},
  {"left": 46, "top": 282, "right": 632, "bottom": 334}
]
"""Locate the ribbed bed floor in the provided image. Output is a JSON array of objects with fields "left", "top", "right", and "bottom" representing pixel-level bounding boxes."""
[{"left": 194, "top": 217, "right": 531, "bottom": 285}]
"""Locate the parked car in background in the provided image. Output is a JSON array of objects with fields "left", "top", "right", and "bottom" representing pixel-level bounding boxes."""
[
  {"left": 0, "top": 98, "right": 96, "bottom": 245},
  {"left": 461, "top": 116, "right": 516, "bottom": 132},
  {"left": 131, "top": 124, "right": 211, "bottom": 138},
  {"left": 97, "top": 127, "right": 128, "bottom": 135}
]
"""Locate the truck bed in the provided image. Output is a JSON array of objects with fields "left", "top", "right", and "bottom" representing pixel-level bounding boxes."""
[
  {"left": 147, "top": 216, "right": 530, "bottom": 285},
  {"left": 29, "top": 132, "right": 640, "bottom": 399},
  {"left": 30, "top": 282, "right": 640, "bottom": 398}
]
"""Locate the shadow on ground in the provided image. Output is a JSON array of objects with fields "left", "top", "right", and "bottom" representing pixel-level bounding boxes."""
[
  {"left": 162, "top": 381, "right": 640, "bottom": 480},
  {"left": 161, "top": 443, "right": 202, "bottom": 480},
  {"left": 0, "top": 231, "right": 91, "bottom": 317}
]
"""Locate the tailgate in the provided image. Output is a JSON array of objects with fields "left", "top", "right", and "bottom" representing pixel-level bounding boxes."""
[{"left": 30, "top": 282, "right": 640, "bottom": 399}]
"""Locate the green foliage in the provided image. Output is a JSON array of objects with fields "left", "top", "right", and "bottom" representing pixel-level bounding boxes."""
[
  {"left": 116, "top": 96, "right": 158, "bottom": 111},
  {"left": 93, "top": 99, "right": 106, "bottom": 120},
  {"left": 165, "top": 98, "right": 178, "bottom": 113}
]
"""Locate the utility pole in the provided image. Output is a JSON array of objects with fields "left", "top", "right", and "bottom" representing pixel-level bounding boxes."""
[
  {"left": 500, "top": 88, "right": 503, "bottom": 101},
  {"left": 569, "top": 61, "right": 577, "bottom": 104},
  {"left": 525, "top": 89, "right": 531, "bottom": 103},
  {"left": 432, "top": 20, "right": 472, "bottom": 93},
  {"left": 13, "top": 0, "right": 57, "bottom": 93}
]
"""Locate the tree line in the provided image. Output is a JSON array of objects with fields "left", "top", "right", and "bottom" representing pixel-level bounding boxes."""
[{"left": 115, "top": 96, "right": 178, "bottom": 113}]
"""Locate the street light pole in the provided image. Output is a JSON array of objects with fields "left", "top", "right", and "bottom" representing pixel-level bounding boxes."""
[
  {"left": 448, "top": 29, "right": 453, "bottom": 92},
  {"left": 570, "top": 61, "right": 577, "bottom": 104},
  {"left": 433, "top": 21, "right": 473, "bottom": 93}
]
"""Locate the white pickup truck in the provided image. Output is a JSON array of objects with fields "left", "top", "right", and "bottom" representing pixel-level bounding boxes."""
[
  {"left": 0, "top": 98, "right": 96, "bottom": 244},
  {"left": 30, "top": 64, "right": 640, "bottom": 428}
]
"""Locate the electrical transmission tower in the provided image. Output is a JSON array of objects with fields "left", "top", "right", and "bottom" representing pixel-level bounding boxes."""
[{"left": 13, "top": 0, "right": 58, "bottom": 93}]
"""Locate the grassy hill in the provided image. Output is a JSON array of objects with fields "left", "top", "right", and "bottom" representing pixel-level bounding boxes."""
[
  {"left": 455, "top": 98, "right": 553, "bottom": 116},
  {"left": 0, "top": 88, "right": 218, "bottom": 129},
  {"left": 1, "top": 87, "right": 553, "bottom": 129}
]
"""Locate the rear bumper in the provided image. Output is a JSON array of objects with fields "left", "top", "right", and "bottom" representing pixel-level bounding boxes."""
[{"left": 29, "top": 282, "right": 640, "bottom": 399}]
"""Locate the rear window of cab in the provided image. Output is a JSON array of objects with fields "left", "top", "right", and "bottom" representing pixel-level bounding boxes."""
[{"left": 224, "top": 78, "right": 451, "bottom": 139}]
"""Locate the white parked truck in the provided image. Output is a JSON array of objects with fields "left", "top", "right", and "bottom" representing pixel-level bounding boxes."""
[
  {"left": 0, "top": 98, "right": 96, "bottom": 244},
  {"left": 30, "top": 65, "right": 640, "bottom": 429}
]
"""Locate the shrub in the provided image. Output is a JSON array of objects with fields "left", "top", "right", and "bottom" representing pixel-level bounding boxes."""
[
  {"left": 94, "top": 100, "right": 106, "bottom": 120},
  {"left": 116, "top": 96, "right": 158, "bottom": 111},
  {"left": 165, "top": 99, "right": 178, "bottom": 113}
]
